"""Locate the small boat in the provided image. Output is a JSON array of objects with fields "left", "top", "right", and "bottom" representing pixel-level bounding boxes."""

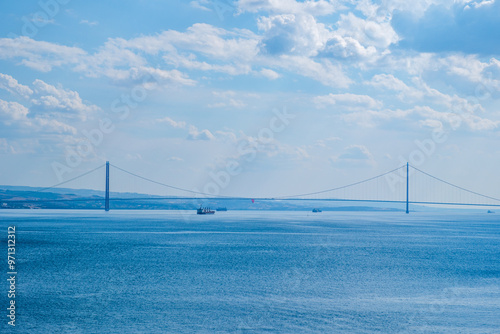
[
  {"left": 487, "top": 210, "right": 495, "bottom": 213},
  {"left": 197, "top": 206, "right": 215, "bottom": 215},
  {"left": 312, "top": 208, "right": 322, "bottom": 212},
  {"left": 216, "top": 207, "right": 227, "bottom": 211}
]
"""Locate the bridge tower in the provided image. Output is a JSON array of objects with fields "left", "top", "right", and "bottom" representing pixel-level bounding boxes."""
[
  {"left": 105, "top": 161, "right": 110, "bottom": 211},
  {"left": 406, "top": 162, "right": 409, "bottom": 214}
]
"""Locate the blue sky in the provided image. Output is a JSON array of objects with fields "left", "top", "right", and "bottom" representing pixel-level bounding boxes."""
[{"left": 0, "top": 0, "right": 499, "bottom": 198}]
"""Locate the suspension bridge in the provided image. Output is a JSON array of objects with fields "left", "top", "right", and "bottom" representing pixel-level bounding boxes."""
[
  {"left": 1, "top": 162, "right": 500, "bottom": 213},
  {"left": 0, "top": 162, "right": 500, "bottom": 213}
]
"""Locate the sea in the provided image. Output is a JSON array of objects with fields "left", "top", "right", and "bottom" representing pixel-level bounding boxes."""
[{"left": 0, "top": 210, "right": 499, "bottom": 333}]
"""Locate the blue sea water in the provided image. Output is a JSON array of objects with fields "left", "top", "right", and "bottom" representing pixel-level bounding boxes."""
[{"left": 1, "top": 210, "right": 499, "bottom": 333}]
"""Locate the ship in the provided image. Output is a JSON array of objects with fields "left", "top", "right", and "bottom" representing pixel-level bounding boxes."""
[{"left": 197, "top": 206, "right": 215, "bottom": 215}]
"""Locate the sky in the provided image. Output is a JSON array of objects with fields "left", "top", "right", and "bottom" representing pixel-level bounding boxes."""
[{"left": 0, "top": 0, "right": 499, "bottom": 199}]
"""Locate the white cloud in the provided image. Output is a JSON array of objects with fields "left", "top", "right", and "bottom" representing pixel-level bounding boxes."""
[
  {"left": 315, "top": 136, "right": 341, "bottom": 147},
  {"left": 228, "top": 99, "right": 247, "bottom": 108},
  {"left": 213, "top": 90, "right": 237, "bottom": 98},
  {"left": 31, "top": 79, "right": 100, "bottom": 120},
  {"left": 332, "top": 144, "right": 375, "bottom": 166},
  {"left": 0, "top": 75, "right": 97, "bottom": 135},
  {"left": 259, "top": 68, "right": 281, "bottom": 79},
  {"left": 187, "top": 125, "right": 215, "bottom": 140},
  {"left": 483, "top": 58, "right": 500, "bottom": 78},
  {"left": 0, "top": 138, "right": 14, "bottom": 153},
  {"left": 208, "top": 90, "right": 247, "bottom": 108},
  {"left": 167, "top": 156, "right": 184, "bottom": 162},
  {"left": 462, "top": 114, "right": 499, "bottom": 131},
  {"left": 34, "top": 118, "right": 77, "bottom": 134},
  {"left": 256, "top": 11, "right": 395, "bottom": 62},
  {"left": 437, "top": 55, "right": 500, "bottom": 93},
  {"left": 412, "top": 77, "right": 483, "bottom": 114},
  {"left": 314, "top": 93, "right": 383, "bottom": 110},
  {"left": 379, "top": 53, "right": 436, "bottom": 76},
  {"left": 237, "top": 0, "right": 341, "bottom": 16},
  {"left": 215, "top": 130, "right": 238, "bottom": 143},
  {"left": 419, "top": 119, "right": 443, "bottom": 129},
  {"left": 413, "top": 105, "right": 498, "bottom": 131},
  {"left": 0, "top": 36, "right": 86, "bottom": 72},
  {"left": 339, "top": 144, "right": 373, "bottom": 160},
  {"left": 336, "top": 13, "right": 399, "bottom": 49},
  {"left": 157, "top": 117, "right": 187, "bottom": 128},
  {"left": 368, "top": 73, "right": 484, "bottom": 114},
  {"left": 29, "top": 15, "right": 55, "bottom": 25},
  {"left": 0, "top": 37, "right": 196, "bottom": 88},
  {"left": 463, "top": 0, "right": 496, "bottom": 10},
  {"left": 156, "top": 115, "right": 240, "bottom": 141},
  {"left": 125, "top": 153, "right": 143, "bottom": 160},
  {"left": 231, "top": 132, "right": 310, "bottom": 164},
  {"left": 190, "top": 0, "right": 212, "bottom": 11},
  {"left": 120, "top": 24, "right": 259, "bottom": 78},
  {"left": 367, "top": 73, "right": 425, "bottom": 101},
  {"left": 356, "top": 0, "right": 448, "bottom": 20},
  {"left": 208, "top": 99, "right": 247, "bottom": 109},
  {"left": 127, "top": 67, "right": 197, "bottom": 87},
  {"left": 0, "top": 100, "right": 29, "bottom": 122},
  {"left": 439, "top": 54, "right": 487, "bottom": 82},
  {"left": 0, "top": 23, "right": 358, "bottom": 89},
  {"left": 277, "top": 55, "right": 352, "bottom": 88},
  {"left": 80, "top": 19, "right": 98, "bottom": 26},
  {"left": 75, "top": 39, "right": 148, "bottom": 78},
  {"left": 126, "top": 23, "right": 260, "bottom": 61},
  {"left": 368, "top": 73, "right": 409, "bottom": 91},
  {"left": 0, "top": 73, "right": 33, "bottom": 99},
  {"left": 0, "top": 98, "right": 76, "bottom": 135},
  {"left": 322, "top": 35, "right": 377, "bottom": 59},
  {"left": 342, "top": 104, "right": 498, "bottom": 132},
  {"left": 164, "top": 51, "right": 252, "bottom": 76},
  {"left": 258, "top": 13, "right": 330, "bottom": 56},
  {"left": 354, "top": 0, "right": 381, "bottom": 20}
]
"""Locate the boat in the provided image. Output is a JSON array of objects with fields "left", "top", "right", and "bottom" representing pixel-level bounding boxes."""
[
  {"left": 197, "top": 206, "right": 215, "bottom": 215},
  {"left": 487, "top": 210, "right": 495, "bottom": 213},
  {"left": 312, "top": 208, "right": 322, "bottom": 212},
  {"left": 216, "top": 207, "right": 227, "bottom": 211}
]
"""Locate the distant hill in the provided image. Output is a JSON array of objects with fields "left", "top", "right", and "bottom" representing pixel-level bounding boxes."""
[
  {"left": 0, "top": 185, "right": 464, "bottom": 212},
  {"left": 0, "top": 185, "right": 182, "bottom": 210}
]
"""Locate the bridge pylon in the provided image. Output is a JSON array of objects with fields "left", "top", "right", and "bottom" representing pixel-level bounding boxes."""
[
  {"left": 105, "top": 161, "right": 110, "bottom": 211},
  {"left": 406, "top": 162, "right": 409, "bottom": 214}
]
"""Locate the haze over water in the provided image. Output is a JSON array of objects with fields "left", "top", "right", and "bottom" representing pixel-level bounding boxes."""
[{"left": 1, "top": 210, "right": 499, "bottom": 333}]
